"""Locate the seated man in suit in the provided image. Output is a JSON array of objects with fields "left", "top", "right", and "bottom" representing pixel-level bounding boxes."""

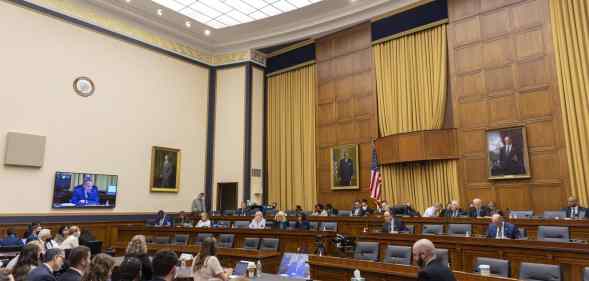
[
  {"left": 360, "top": 199, "right": 374, "bottom": 216},
  {"left": 382, "top": 211, "right": 408, "bottom": 233},
  {"left": 57, "top": 246, "right": 90, "bottom": 281},
  {"left": 468, "top": 198, "right": 490, "bottom": 218},
  {"left": 173, "top": 211, "right": 193, "bottom": 227},
  {"left": 235, "top": 201, "right": 250, "bottom": 216},
  {"left": 443, "top": 200, "right": 465, "bottom": 218},
  {"left": 28, "top": 248, "right": 65, "bottom": 281},
  {"left": 562, "top": 196, "right": 586, "bottom": 219},
  {"left": 1, "top": 228, "right": 24, "bottom": 247},
  {"left": 412, "top": 239, "right": 456, "bottom": 281},
  {"left": 351, "top": 201, "right": 363, "bottom": 216},
  {"left": 70, "top": 176, "right": 100, "bottom": 205},
  {"left": 486, "top": 214, "right": 520, "bottom": 239},
  {"left": 153, "top": 210, "right": 172, "bottom": 227}
]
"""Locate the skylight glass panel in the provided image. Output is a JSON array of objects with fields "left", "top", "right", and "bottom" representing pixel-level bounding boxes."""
[{"left": 151, "top": 0, "right": 321, "bottom": 29}]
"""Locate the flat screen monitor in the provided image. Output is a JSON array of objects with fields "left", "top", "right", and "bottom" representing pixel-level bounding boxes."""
[
  {"left": 52, "top": 171, "right": 118, "bottom": 209},
  {"left": 232, "top": 261, "right": 249, "bottom": 276},
  {"left": 278, "top": 253, "right": 309, "bottom": 279}
]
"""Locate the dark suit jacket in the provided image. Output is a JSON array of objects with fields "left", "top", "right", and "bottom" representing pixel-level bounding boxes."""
[
  {"left": 153, "top": 215, "right": 172, "bottom": 227},
  {"left": 70, "top": 186, "right": 100, "bottom": 205},
  {"left": 417, "top": 258, "right": 456, "bottom": 281},
  {"left": 467, "top": 207, "right": 491, "bottom": 217},
  {"left": 28, "top": 264, "right": 56, "bottom": 281},
  {"left": 126, "top": 253, "right": 153, "bottom": 281},
  {"left": 486, "top": 222, "right": 520, "bottom": 239},
  {"left": 56, "top": 269, "right": 81, "bottom": 281},
  {"left": 498, "top": 146, "right": 525, "bottom": 175},
  {"left": 0, "top": 234, "right": 24, "bottom": 247},
  {"left": 382, "top": 218, "right": 408, "bottom": 233},
  {"left": 443, "top": 209, "right": 465, "bottom": 217},
  {"left": 562, "top": 206, "right": 587, "bottom": 218},
  {"left": 294, "top": 221, "right": 310, "bottom": 230},
  {"left": 351, "top": 207, "right": 363, "bottom": 216}
]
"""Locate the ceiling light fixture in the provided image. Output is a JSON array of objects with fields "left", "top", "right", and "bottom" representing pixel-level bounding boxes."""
[
  {"left": 157, "top": 8, "right": 163, "bottom": 16},
  {"left": 204, "top": 29, "right": 211, "bottom": 36},
  {"left": 125, "top": 0, "right": 131, "bottom": 3},
  {"left": 185, "top": 21, "right": 191, "bottom": 28}
]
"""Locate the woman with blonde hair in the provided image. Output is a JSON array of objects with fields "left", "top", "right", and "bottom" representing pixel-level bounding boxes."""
[
  {"left": 81, "top": 254, "right": 115, "bottom": 281},
  {"left": 195, "top": 212, "right": 211, "bottom": 228},
  {"left": 125, "top": 235, "right": 152, "bottom": 281},
  {"left": 274, "top": 211, "right": 289, "bottom": 230},
  {"left": 59, "top": 225, "right": 80, "bottom": 249},
  {"left": 38, "top": 229, "right": 59, "bottom": 251}
]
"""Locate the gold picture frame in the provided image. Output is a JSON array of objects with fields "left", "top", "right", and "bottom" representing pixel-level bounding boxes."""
[
  {"left": 150, "top": 146, "right": 181, "bottom": 192},
  {"left": 330, "top": 144, "right": 359, "bottom": 190},
  {"left": 486, "top": 126, "right": 531, "bottom": 180}
]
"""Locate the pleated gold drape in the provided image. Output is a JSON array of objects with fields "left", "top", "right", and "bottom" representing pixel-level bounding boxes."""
[
  {"left": 550, "top": 0, "right": 589, "bottom": 205},
  {"left": 267, "top": 64, "right": 317, "bottom": 210},
  {"left": 373, "top": 24, "right": 459, "bottom": 212}
]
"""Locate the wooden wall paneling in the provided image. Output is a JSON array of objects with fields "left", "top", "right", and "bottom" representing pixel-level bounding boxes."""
[
  {"left": 448, "top": 0, "right": 570, "bottom": 211},
  {"left": 315, "top": 23, "right": 378, "bottom": 209}
]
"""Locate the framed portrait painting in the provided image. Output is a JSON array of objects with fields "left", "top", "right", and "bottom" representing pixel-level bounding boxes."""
[
  {"left": 486, "top": 126, "right": 531, "bottom": 180},
  {"left": 150, "top": 146, "right": 181, "bottom": 192},
  {"left": 331, "top": 144, "right": 359, "bottom": 190}
]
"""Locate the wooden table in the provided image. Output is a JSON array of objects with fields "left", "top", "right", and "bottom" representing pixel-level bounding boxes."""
[
  {"left": 309, "top": 255, "right": 517, "bottom": 281},
  {"left": 111, "top": 242, "right": 282, "bottom": 274},
  {"left": 356, "top": 232, "right": 589, "bottom": 280}
]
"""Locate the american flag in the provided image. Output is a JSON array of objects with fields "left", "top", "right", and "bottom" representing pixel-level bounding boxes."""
[{"left": 369, "top": 143, "right": 382, "bottom": 200}]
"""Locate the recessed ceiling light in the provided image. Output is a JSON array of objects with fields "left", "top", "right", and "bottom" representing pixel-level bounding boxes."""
[
  {"left": 204, "top": 29, "right": 211, "bottom": 36},
  {"left": 125, "top": 0, "right": 131, "bottom": 3},
  {"left": 157, "top": 9, "right": 163, "bottom": 16},
  {"left": 185, "top": 21, "right": 191, "bottom": 28}
]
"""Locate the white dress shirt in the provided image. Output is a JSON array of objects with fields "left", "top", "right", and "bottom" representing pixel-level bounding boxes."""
[
  {"left": 423, "top": 207, "right": 437, "bottom": 217},
  {"left": 59, "top": 235, "right": 79, "bottom": 249},
  {"left": 196, "top": 220, "right": 211, "bottom": 228},
  {"left": 249, "top": 218, "right": 266, "bottom": 229}
]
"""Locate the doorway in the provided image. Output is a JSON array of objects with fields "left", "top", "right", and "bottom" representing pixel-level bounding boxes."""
[{"left": 217, "top": 182, "right": 238, "bottom": 211}]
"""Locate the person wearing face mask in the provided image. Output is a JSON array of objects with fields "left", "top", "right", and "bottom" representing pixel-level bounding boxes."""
[
  {"left": 28, "top": 248, "right": 65, "bottom": 281},
  {"left": 360, "top": 200, "right": 373, "bottom": 216},
  {"left": 59, "top": 226, "right": 81, "bottom": 250},
  {"left": 57, "top": 246, "right": 91, "bottom": 281},
  {"left": 562, "top": 196, "right": 587, "bottom": 219},
  {"left": 412, "top": 239, "right": 456, "bottom": 281}
]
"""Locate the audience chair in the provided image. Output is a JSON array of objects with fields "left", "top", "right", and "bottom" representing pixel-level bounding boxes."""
[
  {"left": 285, "top": 210, "right": 297, "bottom": 217},
  {"left": 242, "top": 238, "right": 260, "bottom": 250},
  {"left": 234, "top": 221, "right": 250, "bottom": 229},
  {"left": 404, "top": 224, "right": 415, "bottom": 234},
  {"left": 338, "top": 210, "right": 351, "bottom": 216},
  {"left": 265, "top": 221, "right": 275, "bottom": 228},
  {"left": 583, "top": 267, "right": 589, "bottom": 281},
  {"left": 308, "top": 222, "right": 319, "bottom": 231},
  {"left": 217, "top": 234, "right": 235, "bottom": 248},
  {"left": 474, "top": 257, "right": 510, "bottom": 277},
  {"left": 537, "top": 226, "right": 569, "bottom": 242},
  {"left": 303, "top": 211, "right": 312, "bottom": 217},
  {"left": 434, "top": 248, "right": 449, "bottom": 267},
  {"left": 192, "top": 233, "right": 213, "bottom": 245},
  {"left": 153, "top": 236, "right": 170, "bottom": 245},
  {"left": 422, "top": 224, "right": 444, "bottom": 235},
  {"left": 519, "top": 262, "right": 561, "bottom": 281},
  {"left": 383, "top": 245, "right": 411, "bottom": 265},
  {"left": 519, "top": 227, "right": 528, "bottom": 239},
  {"left": 320, "top": 222, "right": 337, "bottom": 232},
  {"left": 448, "top": 224, "right": 472, "bottom": 236},
  {"left": 173, "top": 234, "right": 189, "bottom": 245},
  {"left": 510, "top": 210, "right": 534, "bottom": 218},
  {"left": 259, "top": 238, "right": 279, "bottom": 251},
  {"left": 265, "top": 210, "right": 277, "bottom": 216},
  {"left": 0, "top": 246, "right": 23, "bottom": 253},
  {"left": 216, "top": 221, "right": 231, "bottom": 228},
  {"left": 222, "top": 210, "right": 234, "bottom": 216},
  {"left": 543, "top": 211, "right": 566, "bottom": 220},
  {"left": 353, "top": 242, "right": 379, "bottom": 261}
]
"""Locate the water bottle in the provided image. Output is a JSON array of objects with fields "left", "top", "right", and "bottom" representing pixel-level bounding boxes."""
[
  {"left": 256, "top": 260, "right": 262, "bottom": 277},
  {"left": 465, "top": 231, "right": 470, "bottom": 237}
]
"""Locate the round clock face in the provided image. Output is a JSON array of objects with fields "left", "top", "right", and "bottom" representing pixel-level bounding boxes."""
[{"left": 73, "top": 77, "right": 95, "bottom": 97}]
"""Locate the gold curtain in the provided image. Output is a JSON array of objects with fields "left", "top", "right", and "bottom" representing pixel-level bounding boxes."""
[
  {"left": 550, "top": 0, "right": 589, "bottom": 205},
  {"left": 267, "top": 64, "right": 317, "bottom": 210},
  {"left": 373, "top": 24, "right": 459, "bottom": 211}
]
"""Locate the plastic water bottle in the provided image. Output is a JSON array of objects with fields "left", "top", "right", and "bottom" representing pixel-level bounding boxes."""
[
  {"left": 465, "top": 231, "right": 470, "bottom": 237},
  {"left": 256, "top": 260, "right": 262, "bottom": 277}
]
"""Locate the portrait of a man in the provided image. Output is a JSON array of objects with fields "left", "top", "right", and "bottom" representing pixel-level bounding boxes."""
[
  {"left": 150, "top": 146, "right": 181, "bottom": 192},
  {"left": 331, "top": 144, "right": 359, "bottom": 190},
  {"left": 487, "top": 127, "right": 530, "bottom": 179}
]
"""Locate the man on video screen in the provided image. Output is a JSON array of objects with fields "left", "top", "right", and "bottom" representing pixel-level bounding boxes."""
[{"left": 70, "top": 175, "right": 100, "bottom": 205}]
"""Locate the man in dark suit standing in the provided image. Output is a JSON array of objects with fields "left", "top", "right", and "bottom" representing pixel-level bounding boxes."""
[
  {"left": 498, "top": 136, "right": 525, "bottom": 175},
  {"left": 382, "top": 211, "right": 408, "bottom": 233},
  {"left": 28, "top": 248, "right": 65, "bottom": 281},
  {"left": 468, "top": 198, "right": 490, "bottom": 218},
  {"left": 337, "top": 151, "right": 354, "bottom": 186},
  {"left": 413, "top": 239, "right": 456, "bottom": 281},
  {"left": 562, "top": 196, "right": 586, "bottom": 219},
  {"left": 57, "top": 246, "right": 90, "bottom": 281},
  {"left": 486, "top": 214, "right": 520, "bottom": 239}
]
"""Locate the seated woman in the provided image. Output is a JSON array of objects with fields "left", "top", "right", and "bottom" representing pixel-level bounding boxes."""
[
  {"left": 248, "top": 211, "right": 266, "bottom": 229},
  {"left": 124, "top": 235, "right": 152, "bottom": 281},
  {"left": 274, "top": 211, "right": 289, "bottom": 230},
  {"left": 192, "top": 237, "right": 230, "bottom": 281},
  {"left": 38, "top": 229, "right": 59, "bottom": 251},
  {"left": 195, "top": 212, "right": 212, "bottom": 228},
  {"left": 294, "top": 213, "right": 310, "bottom": 230},
  {"left": 59, "top": 225, "right": 80, "bottom": 250},
  {"left": 54, "top": 226, "right": 69, "bottom": 245}
]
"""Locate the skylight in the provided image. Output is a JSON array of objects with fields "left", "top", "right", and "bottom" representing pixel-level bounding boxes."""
[{"left": 152, "top": 0, "right": 323, "bottom": 29}]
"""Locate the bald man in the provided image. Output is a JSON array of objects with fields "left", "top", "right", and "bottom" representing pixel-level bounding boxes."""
[
  {"left": 467, "top": 198, "right": 490, "bottom": 218},
  {"left": 412, "top": 239, "right": 456, "bottom": 281},
  {"left": 486, "top": 214, "right": 520, "bottom": 239},
  {"left": 562, "top": 196, "right": 586, "bottom": 219}
]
